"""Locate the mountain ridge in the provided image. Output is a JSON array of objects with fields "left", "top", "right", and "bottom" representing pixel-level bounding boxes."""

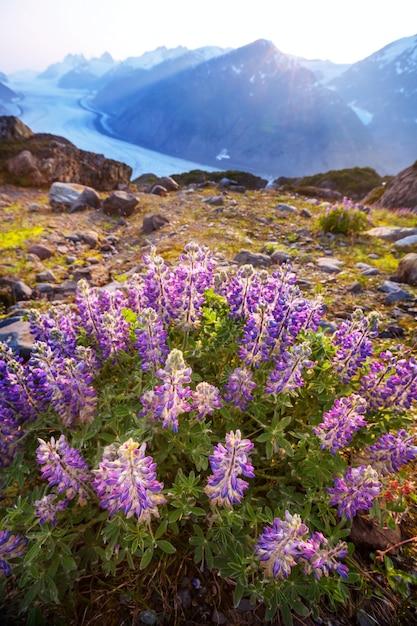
[{"left": 2, "top": 34, "right": 416, "bottom": 179}]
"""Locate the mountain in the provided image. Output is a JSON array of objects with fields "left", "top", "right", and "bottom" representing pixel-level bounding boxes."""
[
  {"left": 37, "top": 52, "right": 116, "bottom": 88},
  {"left": 330, "top": 34, "right": 417, "bottom": 173},
  {"left": 289, "top": 57, "right": 351, "bottom": 84},
  {"left": 92, "top": 46, "right": 229, "bottom": 113},
  {"left": 0, "top": 80, "right": 18, "bottom": 115},
  {"left": 102, "top": 39, "right": 377, "bottom": 178}
]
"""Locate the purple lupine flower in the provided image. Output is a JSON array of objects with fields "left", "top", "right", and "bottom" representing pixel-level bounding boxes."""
[
  {"left": 359, "top": 351, "right": 395, "bottom": 411},
  {"left": 142, "top": 248, "right": 174, "bottom": 322},
  {"left": 255, "top": 512, "right": 349, "bottom": 580},
  {"left": 0, "top": 407, "right": 22, "bottom": 468},
  {"left": 29, "top": 342, "right": 97, "bottom": 427},
  {"left": 169, "top": 242, "right": 216, "bottom": 331},
  {"left": 0, "top": 341, "right": 40, "bottom": 424},
  {"left": 75, "top": 280, "right": 132, "bottom": 360},
  {"left": 378, "top": 356, "right": 417, "bottom": 412},
  {"left": 238, "top": 304, "right": 274, "bottom": 367},
  {"left": 300, "top": 532, "right": 349, "bottom": 580},
  {"left": 191, "top": 382, "right": 223, "bottom": 419},
  {"left": 92, "top": 438, "right": 166, "bottom": 521},
  {"left": 265, "top": 342, "right": 314, "bottom": 396},
  {"left": 223, "top": 367, "right": 257, "bottom": 411},
  {"left": 204, "top": 430, "right": 254, "bottom": 508},
  {"left": 0, "top": 530, "right": 26, "bottom": 577},
  {"left": 255, "top": 511, "right": 310, "bottom": 578},
  {"left": 332, "top": 309, "right": 379, "bottom": 383},
  {"left": 223, "top": 264, "right": 261, "bottom": 319},
  {"left": 328, "top": 465, "right": 382, "bottom": 520},
  {"left": 360, "top": 350, "right": 417, "bottom": 413},
  {"left": 126, "top": 272, "right": 147, "bottom": 314},
  {"left": 34, "top": 494, "right": 69, "bottom": 525},
  {"left": 365, "top": 430, "right": 417, "bottom": 476},
  {"left": 36, "top": 435, "right": 91, "bottom": 504},
  {"left": 28, "top": 306, "right": 79, "bottom": 358},
  {"left": 313, "top": 394, "right": 367, "bottom": 455},
  {"left": 135, "top": 307, "right": 169, "bottom": 372},
  {"left": 140, "top": 349, "right": 193, "bottom": 432}
]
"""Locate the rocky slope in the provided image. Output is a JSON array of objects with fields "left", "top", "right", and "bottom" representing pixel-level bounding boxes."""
[
  {"left": 1, "top": 175, "right": 416, "bottom": 355},
  {"left": 0, "top": 116, "right": 132, "bottom": 189}
]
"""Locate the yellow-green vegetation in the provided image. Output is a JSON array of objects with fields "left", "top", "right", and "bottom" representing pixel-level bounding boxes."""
[
  {"left": 0, "top": 226, "right": 44, "bottom": 249},
  {"left": 374, "top": 206, "right": 417, "bottom": 228}
]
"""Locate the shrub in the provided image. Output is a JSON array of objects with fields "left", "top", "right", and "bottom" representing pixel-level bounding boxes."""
[
  {"left": 0, "top": 243, "right": 416, "bottom": 624},
  {"left": 318, "top": 197, "right": 370, "bottom": 235}
]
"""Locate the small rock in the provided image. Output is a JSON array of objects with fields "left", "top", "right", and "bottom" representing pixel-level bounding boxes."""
[
  {"left": 316, "top": 257, "right": 344, "bottom": 274},
  {"left": 270, "top": 250, "right": 293, "bottom": 265},
  {"left": 138, "top": 609, "right": 158, "bottom": 625},
  {"left": 78, "top": 230, "right": 99, "bottom": 248},
  {"left": 234, "top": 250, "right": 271, "bottom": 267},
  {"left": 385, "top": 290, "right": 411, "bottom": 304},
  {"left": 149, "top": 184, "right": 167, "bottom": 197},
  {"left": 28, "top": 203, "right": 42, "bottom": 212},
  {"left": 393, "top": 253, "right": 417, "bottom": 286},
  {"left": 154, "top": 176, "right": 180, "bottom": 192},
  {"left": 27, "top": 244, "right": 54, "bottom": 260},
  {"left": 394, "top": 235, "right": 417, "bottom": 248},
  {"left": 12, "top": 280, "right": 32, "bottom": 301},
  {"left": 356, "top": 263, "right": 380, "bottom": 276},
  {"left": 211, "top": 609, "right": 227, "bottom": 624},
  {"left": 275, "top": 203, "right": 298, "bottom": 214},
  {"left": 0, "top": 317, "right": 33, "bottom": 359},
  {"left": 347, "top": 281, "right": 363, "bottom": 294},
  {"left": 237, "top": 598, "right": 257, "bottom": 612},
  {"left": 203, "top": 195, "right": 224, "bottom": 206},
  {"left": 142, "top": 214, "right": 170, "bottom": 235},
  {"left": 36, "top": 270, "right": 57, "bottom": 283},
  {"left": 176, "top": 587, "right": 192, "bottom": 610},
  {"left": 300, "top": 207, "right": 312, "bottom": 218},
  {"left": 379, "top": 324, "right": 405, "bottom": 339}
]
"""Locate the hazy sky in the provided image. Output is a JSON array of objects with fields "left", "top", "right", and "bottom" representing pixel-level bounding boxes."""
[{"left": 1, "top": 0, "right": 416, "bottom": 73}]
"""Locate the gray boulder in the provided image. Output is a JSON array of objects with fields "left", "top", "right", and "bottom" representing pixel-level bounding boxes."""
[
  {"left": 365, "top": 226, "right": 417, "bottom": 242},
  {"left": 394, "top": 253, "right": 417, "bottom": 286},
  {"left": 49, "top": 182, "right": 94, "bottom": 211},
  {"left": 0, "top": 317, "right": 33, "bottom": 360},
  {"left": 70, "top": 187, "right": 101, "bottom": 212},
  {"left": 234, "top": 250, "right": 271, "bottom": 267},
  {"left": 102, "top": 190, "right": 138, "bottom": 217}
]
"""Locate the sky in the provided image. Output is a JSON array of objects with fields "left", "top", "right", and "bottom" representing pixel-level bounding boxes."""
[{"left": 0, "top": 0, "right": 416, "bottom": 74}]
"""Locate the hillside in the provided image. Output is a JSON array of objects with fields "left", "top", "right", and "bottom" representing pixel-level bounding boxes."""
[{"left": 1, "top": 176, "right": 416, "bottom": 339}]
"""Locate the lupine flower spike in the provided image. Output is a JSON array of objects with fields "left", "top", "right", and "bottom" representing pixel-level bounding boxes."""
[
  {"left": 92, "top": 438, "right": 166, "bottom": 522},
  {"left": 328, "top": 465, "right": 382, "bottom": 520},
  {"left": 0, "top": 530, "right": 27, "bottom": 577},
  {"left": 255, "top": 511, "right": 348, "bottom": 580},
  {"left": 313, "top": 394, "right": 367, "bottom": 455},
  {"left": 205, "top": 430, "right": 254, "bottom": 508}
]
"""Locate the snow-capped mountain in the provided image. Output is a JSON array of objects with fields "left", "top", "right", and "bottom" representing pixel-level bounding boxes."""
[
  {"left": 103, "top": 39, "right": 377, "bottom": 177},
  {"left": 289, "top": 56, "right": 351, "bottom": 84},
  {"left": 2, "top": 34, "right": 416, "bottom": 178},
  {"left": 91, "top": 45, "right": 230, "bottom": 113},
  {"left": 330, "top": 34, "right": 417, "bottom": 172},
  {"left": 36, "top": 52, "right": 116, "bottom": 88}
]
